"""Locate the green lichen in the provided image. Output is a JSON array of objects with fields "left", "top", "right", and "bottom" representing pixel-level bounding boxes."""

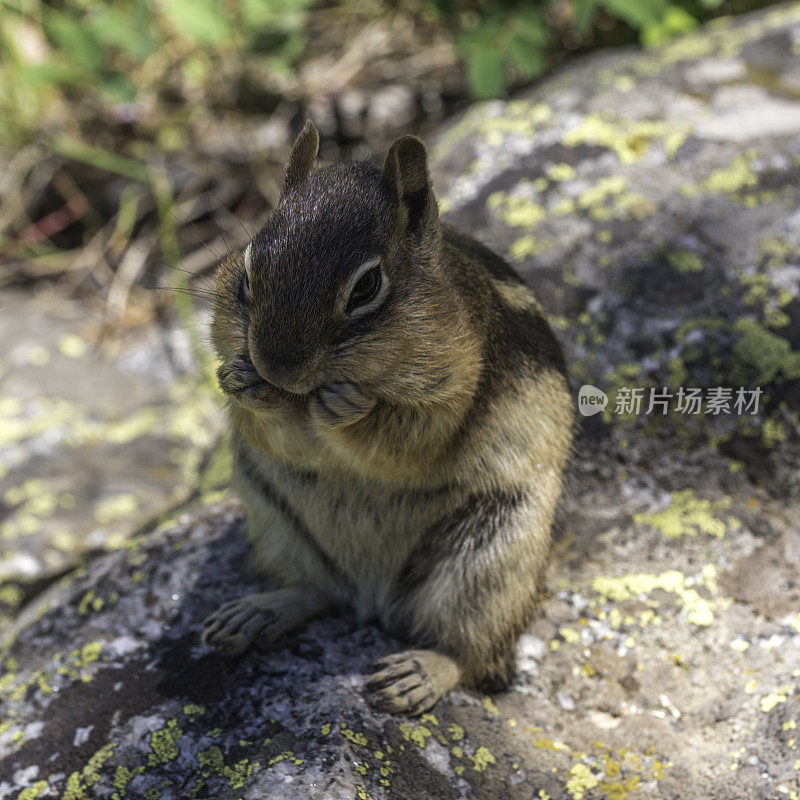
[
  {"left": 668, "top": 251, "right": 703, "bottom": 273},
  {"left": 62, "top": 743, "right": 116, "bottom": 800},
  {"left": 111, "top": 765, "right": 145, "bottom": 799},
  {"left": 0, "top": 583, "right": 23, "bottom": 608},
  {"left": 198, "top": 745, "right": 225, "bottom": 773},
  {"left": 225, "top": 759, "right": 259, "bottom": 789},
  {"left": 762, "top": 417, "right": 787, "bottom": 447},
  {"left": 148, "top": 719, "right": 183, "bottom": 766},
  {"left": 78, "top": 591, "right": 104, "bottom": 614},
  {"left": 197, "top": 745, "right": 261, "bottom": 788},
  {"left": 19, "top": 781, "right": 48, "bottom": 800},
  {"left": 732, "top": 318, "right": 800, "bottom": 383},
  {"left": 56, "top": 640, "right": 104, "bottom": 682}
]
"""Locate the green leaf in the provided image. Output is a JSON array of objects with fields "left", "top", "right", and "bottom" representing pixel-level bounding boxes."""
[
  {"left": 575, "top": 0, "right": 598, "bottom": 34},
  {"left": 19, "top": 61, "right": 79, "bottom": 89},
  {"left": 100, "top": 73, "right": 138, "bottom": 103},
  {"left": 160, "top": 0, "right": 232, "bottom": 46},
  {"left": 466, "top": 45, "right": 506, "bottom": 99},
  {"left": 45, "top": 10, "right": 103, "bottom": 73},
  {"left": 241, "top": 0, "right": 312, "bottom": 33},
  {"left": 641, "top": 5, "right": 698, "bottom": 47},
  {"left": 88, "top": 7, "right": 157, "bottom": 61},
  {"left": 599, "top": 0, "right": 666, "bottom": 28},
  {"left": 507, "top": 37, "right": 546, "bottom": 78},
  {"left": 512, "top": 8, "right": 548, "bottom": 46}
]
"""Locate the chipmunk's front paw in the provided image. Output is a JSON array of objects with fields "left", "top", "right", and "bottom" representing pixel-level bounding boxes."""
[
  {"left": 365, "top": 649, "right": 461, "bottom": 716},
  {"left": 218, "top": 355, "right": 285, "bottom": 409},
  {"left": 310, "top": 382, "right": 376, "bottom": 428},
  {"left": 202, "top": 588, "right": 324, "bottom": 656},
  {"left": 202, "top": 593, "right": 279, "bottom": 656}
]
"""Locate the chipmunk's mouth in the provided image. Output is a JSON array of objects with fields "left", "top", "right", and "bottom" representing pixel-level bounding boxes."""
[{"left": 247, "top": 351, "right": 322, "bottom": 397}]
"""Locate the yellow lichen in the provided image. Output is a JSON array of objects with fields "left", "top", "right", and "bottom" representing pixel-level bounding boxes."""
[
  {"left": 95, "top": 493, "right": 139, "bottom": 525},
  {"left": 469, "top": 746, "right": 496, "bottom": 772},
  {"left": 761, "top": 689, "right": 790, "bottom": 713},
  {"left": 148, "top": 718, "right": 182, "bottom": 766},
  {"left": 703, "top": 154, "right": 757, "bottom": 194},
  {"left": 592, "top": 568, "right": 719, "bottom": 627},
  {"left": 487, "top": 191, "right": 546, "bottom": 228},
  {"left": 448, "top": 723, "right": 464, "bottom": 741},
  {"left": 340, "top": 724, "right": 368, "bottom": 747},
  {"left": 482, "top": 696, "right": 500, "bottom": 715},
  {"left": 634, "top": 490, "right": 734, "bottom": 539},
  {"left": 546, "top": 163, "right": 576, "bottom": 182},
  {"left": 563, "top": 115, "right": 689, "bottom": 164},
  {"left": 19, "top": 781, "right": 48, "bottom": 800},
  {"left": 399, "top": 721, "right": 431, "bottom": 748},
  {"left": 58, "top": 334, "right": 88, "bottom": 358},
  {"left": 62, "top": 743, "right": 116, "bottom": 800},
  {"left": 566, "top": 763, "right": 600, "bottom": 799}
]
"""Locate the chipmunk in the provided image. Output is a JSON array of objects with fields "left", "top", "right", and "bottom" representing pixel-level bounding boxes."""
[{"left": 203, "top": 120, "right": 574, "bottom": 715}]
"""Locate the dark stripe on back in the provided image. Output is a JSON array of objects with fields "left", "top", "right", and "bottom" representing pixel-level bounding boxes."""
[
  {"left": 237, "top": 448, "right": 354, "bottom": 593},
  {"left": 394, "top": 487, "right": 526, "bottom": 599}
]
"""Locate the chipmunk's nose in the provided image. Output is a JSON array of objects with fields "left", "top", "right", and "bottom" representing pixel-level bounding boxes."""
[{"left": 249, "top": 342, "right": 321, "bottom": 395}]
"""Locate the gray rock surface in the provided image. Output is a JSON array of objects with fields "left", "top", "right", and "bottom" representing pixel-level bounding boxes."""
[
  {"left": 0, "top": 289, "right": 227, "bottom": 628},
  {"left": 4, "top": 4, "right": 800, "bottom": 798}
]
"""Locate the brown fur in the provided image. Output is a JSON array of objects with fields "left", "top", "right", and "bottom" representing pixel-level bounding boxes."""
[{"left": 203, "top": 122, "right": 574, "bottom": 714}]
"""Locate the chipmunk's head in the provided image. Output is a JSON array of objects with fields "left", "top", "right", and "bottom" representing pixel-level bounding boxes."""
[{"left": 213, "top": 120, "right": 472, "bottom": 403}]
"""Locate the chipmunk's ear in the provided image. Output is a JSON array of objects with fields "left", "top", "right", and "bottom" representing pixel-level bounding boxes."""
[
  {"left": 383, "top": 135, "right": 439, "bottom": 242},
  {"left": 283, "top": 119, "right": 319, "bottom": 194}
]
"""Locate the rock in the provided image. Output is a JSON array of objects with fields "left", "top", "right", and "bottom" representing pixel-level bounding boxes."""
[
  {"left": 0, "top": 289, "right": 228, "bottom": 628},
  {"left": 5, "top": 5, "right": 800, "bottom": 799},
  {"left": 433, "top": 2, "right": 800, "bottom": 493}
]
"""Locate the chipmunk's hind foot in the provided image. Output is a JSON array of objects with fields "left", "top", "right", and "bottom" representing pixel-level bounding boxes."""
[
  {"left": 366, "top": 649, "right": 461, "bottom": 716},
  {"left": 202, "top": 587, "right": 322, "bottom": 656}
]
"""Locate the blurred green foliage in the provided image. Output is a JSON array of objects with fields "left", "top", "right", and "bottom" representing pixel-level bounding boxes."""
[
  {"left": 0, "top": 0, "right": 312, "bottom": 143},
  {"left": 0, "top": 0, "right": 784, "bottom": 142},
  {"left": 450, "top": 0, "right": 726, "bottom": 98}
]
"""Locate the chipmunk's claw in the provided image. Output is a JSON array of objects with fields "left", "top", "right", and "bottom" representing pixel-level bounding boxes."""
[
  {"left": 202, "top": 595, "right": 276, "bottom": 656},
  {"left": 202, "top": 588, "right": 325, "bottom": 656},
  {"left": 365, "top": 649, "right": 460, "bottom": 716},
  {"left": 311, "top": 382, "right": 376, "bottom": 428}
]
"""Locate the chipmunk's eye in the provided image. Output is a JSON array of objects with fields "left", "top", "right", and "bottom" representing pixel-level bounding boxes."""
[{"left": 347, "top": 264, "right": 382, "bottom": 313}]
